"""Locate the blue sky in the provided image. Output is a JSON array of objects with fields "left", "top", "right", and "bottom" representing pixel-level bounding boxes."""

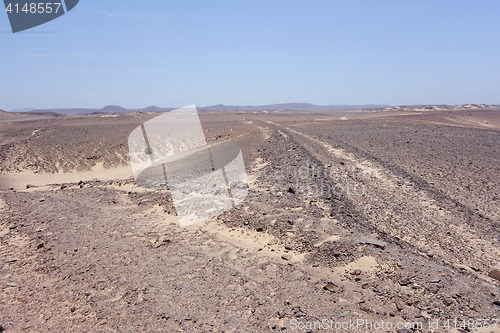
[{"left": 1, "top": 0, "right": 500, "bottom": 110}]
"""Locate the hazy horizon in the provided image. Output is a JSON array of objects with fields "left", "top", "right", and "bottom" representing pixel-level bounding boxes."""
[{"left": 2, "top": 1, "right": 500, "bottom": 110}]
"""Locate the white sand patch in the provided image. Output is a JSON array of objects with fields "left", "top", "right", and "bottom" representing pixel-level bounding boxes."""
[
  {"left": 187, "top": 220, "right": 306, "bottom": 263},
  {"left": 0, "top": 165, "right": 133, "bottom": 190},
  {"left": 313, "top": 235, "right": 340, "bottom": 247}
]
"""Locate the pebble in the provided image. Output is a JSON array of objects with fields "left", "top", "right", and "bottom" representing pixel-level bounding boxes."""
[
  {"left": 399, "top": 278, "right": 411, "bottom": 286},
  {"left": 288, "top": 187, "right": 297, "bottom": 194},
  {"left": 281, "top": 254, "right": 291, "bottom": 261},
  {"left": 443, "top": 298, "right": 454, "bottom": 306},
  {"left": 430, "top": 278, "right": 441, "bottom": 283},
  {"left": 323, "top": 283, "right": 337, "bottom": 292},
  {"left": 359, "top": 236, "right": 385, "bottom": 249},
  {"left": 488, "top": 270, "right": 500, "bottom": 281},
  {"left": 361, "top": 283, "right": 370, "bottom": 289},
  {"left": 6, "top": 282, "right": 17, "bottom": 287}
]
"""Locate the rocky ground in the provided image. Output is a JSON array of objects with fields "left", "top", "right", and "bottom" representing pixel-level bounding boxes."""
[{"left": 0, "top": 109, "right": 499, "bottom": 332}]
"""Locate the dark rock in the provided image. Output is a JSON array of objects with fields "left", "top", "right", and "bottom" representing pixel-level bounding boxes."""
[
  {"left": 78, "top": 180, "right": 83, "bottom": 185},
  {"left": 60, "top": 184, "right": 68, "bottom": 190},
  {"left": 36, "top": 243, "right": 44, "bottom": 250},
  {"left": 281, "top": 254, "right": 291, "bottom": 261},
  {"left": 284, "top": 246, "right": 292, "bottom": 250},
  {"left": 287, "top": 219, "right": 294, "bottom": 225},
  {"left": 443, "top": 298, "right": 454, "bottom": 306},
  {"left": 396, "top": 329, "right": 410, "bottom": 333},
  {"left": 389, "top": 312, "right": 396, "bottom": 317},
  {"left": 361, "top": 283, "right": 370, "bottom": 289},
  {"left": 395, "top": 302, "right": 403, "bottom": 311},
  {"left": 493, "top": 300, "right": 500, "bottom": 306},
  {"left": 323, "top": 283, "right": 337, "bottom": 292},
  {"left": 399, "top": 278, "right": 411, "bottom": 286},
  {"left": 71, "top": 307, "right": 76, "bottom": 312},
  {"left": 288, "top": 187, "right": 297, "bottom": 194},
  {"left": 159, "top": 313, "right": 170, "bottom": 320},
  {"left": 359, "top": 236, "right": 385, "bottom": 249},
  {"left": 256, "top": 227, "right": 264, "bottom": 232},
  {"left": 26, "top": 184, "right": 36, "bottom": 189},
  {"left": 488, "top": 270, "right": 500, "bottom": 281}
]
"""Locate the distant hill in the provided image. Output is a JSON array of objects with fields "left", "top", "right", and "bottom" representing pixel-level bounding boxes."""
[
  {"left": 101, "top": 105, "right": 127, "bottom": 112},
  {"left": 199, "top": 103, "right": 390, "bottom": 111},
  {"left": 8, "top": 107, "right": 36, "bottom": 113},
  {"left": 7, "top": 103, "right": 500, "bottom": 115}
]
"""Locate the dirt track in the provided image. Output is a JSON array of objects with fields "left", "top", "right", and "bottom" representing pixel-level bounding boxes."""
[{"left": 1, "top": 109, "right": 499, "bottom": 332}]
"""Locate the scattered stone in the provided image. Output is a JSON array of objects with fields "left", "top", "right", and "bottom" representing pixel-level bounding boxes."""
[
  {"left": 354, "top": 269, "right": 361, "bottom": 275},
  {"left": 6, "top": 282, "right": 17, "bottom": 287},
  {"left": 39, "top": 198, "right": 45, "bottom": 202},
  {"left": 71, "top": 307, "right": 76, "bottom": 312},
  {"left": 430, "top": 278, "right": 441, "bottom": 283},
  {"left": 361, "top": 283, "right": 370, "bottom": 289},
  {"left": 0, "top": 324, "right": 4, "bottom": 332},
  {"left": 359, "top": 236, "right": 385, "bottom": 249},
  {"left": 159, "top": 313, "right": 170, "bottom": 320},
  {"left": 78, "top": 180, "right": 84, "bottom": 185},
  {"left": 312, "top": 264, "right": 319, "bottom": 267},
  {"left": 399, "top": 278, "right": 411, "bottom": 286},
  {"left": 287, "top": 219, "right": 294, "bottom": 225},
  {"left": 493, "top": 300, "right": 500, "bottom": 307},
  {"left": 36, "top": 243, "right": 44, "bottom": 250},
  {"left": 396, "top": 329, "right": 410, "bottom": 333},
  {"left": 17, "top": 296, "right": 30, "bottom": 303},
  {"left": 287, "top": 187, "right": 297, "bottom": 194},
  {"left": 323, "top": 283, "right": 337, "bottom": 292},
  {"left": 443, "top": 298, "right": 454, "bottom": 306},
  {"left": 284, "top": 246, "right": 292, "bottom": 250},
  {"left": 488, "top": 270, "right": 500, "bottom": 281},
  {"left": 256, "top": 227, "right": 264, "bottom": 232},
  {"left": 25, "top": 184, "right": 36, "bottom": 189},
  {"left": 60, "top": 184, "right": 68, "bottom": 190},
  {"left": 395, "top": 302, "right": 403, "bottom": 311},
  {"left": 84, "top": 292, "right": 90, "bottom": 297},
  {"left": 389, "top": 312, "right": 396, "bottom": 317},
  {"left": 281, "top": 254, "right": 291, "bottom": 261}
]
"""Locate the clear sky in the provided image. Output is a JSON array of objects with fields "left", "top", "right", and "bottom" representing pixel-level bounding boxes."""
[{"left": 1, "top": 0, "right": 500, "bottom": 110}]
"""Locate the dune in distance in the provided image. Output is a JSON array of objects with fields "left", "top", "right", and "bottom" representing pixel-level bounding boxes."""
[{"left": 1, "top": 103, "right": 499, "bottom": 331}]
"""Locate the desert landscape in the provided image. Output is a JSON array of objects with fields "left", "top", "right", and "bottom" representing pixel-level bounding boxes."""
[{"left": 0, "top": 105, "right": 500, "bottom": 332}]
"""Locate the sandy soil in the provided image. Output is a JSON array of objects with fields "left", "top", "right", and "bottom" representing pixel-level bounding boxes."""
[{"left": 1, "top": 108, "right": 499, "bottom": 332}]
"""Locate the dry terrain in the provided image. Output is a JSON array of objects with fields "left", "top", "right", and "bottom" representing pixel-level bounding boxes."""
[{"left": 1, "top": 107, "right": 499, "bottom": 332}]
